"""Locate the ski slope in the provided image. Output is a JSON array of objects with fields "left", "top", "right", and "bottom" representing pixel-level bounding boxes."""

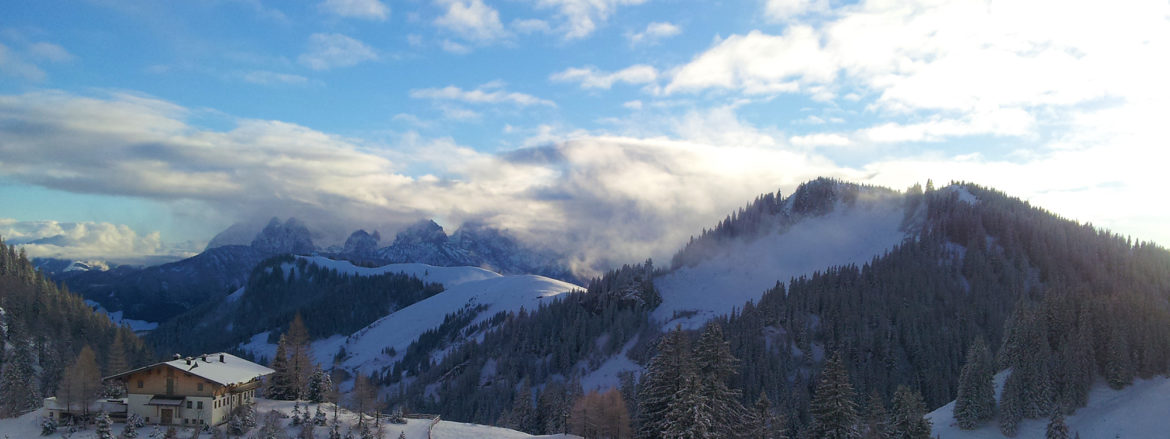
[
  {"left": 654, "top": 196, "right": 908, "bottom": 329},
  {"left": 928, "top": 375, "right": 1170, "bottom": 438}
]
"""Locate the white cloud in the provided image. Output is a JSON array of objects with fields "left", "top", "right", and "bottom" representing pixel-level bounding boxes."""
[
  {"left": 2, "top": 89, "right": 1170, "bottom": 274},
  {"left": 0, "top": 219, "right": 193, "bottom": 262},
  {"left": 320, "top": 0, "right": 390, "bottom": 20},
  {"left": 764, "top": 0, "right": 828, "bottom": 22},
  {"left": 627, "top": 21, "right": 681, "bottom": 46},
  {"left": 240, "top": 70, "right": 310, "bottom": 86},
  {"left": 298, "top": 33, "right": 378, "bottom": 70},
  {"left": 789, "top": 133, "right": 851, "bottom": 147},
  {"left": 666, "top": 28, "right": 835, "bottom": 95},
  {"left": 550, "top": 65, "right": 658, "bottom": 89},
  {"left": 534, "top": 0, "right": 648, "bottom": 40},
  {"left": 26, "top": 42, "right": 75, "bottom": 62},
  {"left": 623, "top": 100, "right": 643, "bottom": 110},
  {"left": 440, "top": 39, "right": 472, "bottom": 54},
  {"left": 0, "top": 43, "right": 45, "bottom": 81},
  {"left": 511, "top": 18, "right": 552, "bottom": 34},
  {"left": 410, "top": 84, "right": 555, "bottom": 107},
  {"left": 434, "top": 0, "right": 508, "bottom": 42}
]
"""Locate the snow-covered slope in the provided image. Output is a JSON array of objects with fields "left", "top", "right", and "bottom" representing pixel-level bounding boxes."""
[
  {"left": 340, "top": 271, "right": 581, "bottom": 373},
  {"left": 233, "top": 256, "right": 582, "bottom": 375},
  {"left": 654, "top": 193, "right": 908, "bottom": 329},
  {"left": 928, "top": 375, "right": 1170, "bottom": 438}
]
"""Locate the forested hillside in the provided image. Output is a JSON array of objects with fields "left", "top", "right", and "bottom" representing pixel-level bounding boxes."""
[
  {"left": 368, "top": 180, "right": 1170, "bottom": 439},
  {"left": 0, "top": 237, "right": 151, "bottom": 417},
  {"left": 147, "top": 255, "right": 443, "bottom": 359}
]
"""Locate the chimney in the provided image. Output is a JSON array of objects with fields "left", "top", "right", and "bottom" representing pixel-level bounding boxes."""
[
  {"left": 173, "top": 353, "right": 182, "bottom": 360},
  {"left": 219, "top": 354, "right": 225, "bottom": 363},
  {"left": 185, "top": 357, "right": 191, "bottom": 365},
  {"left": 202, "top": 354, "right": 208, "bottom": 362}
]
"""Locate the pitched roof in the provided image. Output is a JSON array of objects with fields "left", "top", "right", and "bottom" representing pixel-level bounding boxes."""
[{"left": 106, "top": 353, "right": 274, "bottom": 387}]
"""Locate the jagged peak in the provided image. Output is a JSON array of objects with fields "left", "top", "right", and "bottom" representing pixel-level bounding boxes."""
[{"left": 393, "top": 219, "right": 448, "bottom": 246}]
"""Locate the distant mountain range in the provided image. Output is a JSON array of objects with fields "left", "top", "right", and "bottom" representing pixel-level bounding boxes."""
[{"left": 50, "top": 217, "right": 576, "bottom": 323}]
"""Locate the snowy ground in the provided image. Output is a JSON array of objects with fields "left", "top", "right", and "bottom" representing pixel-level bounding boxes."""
[
  {"left": 0, "top": 398, "right": 578, "bottom": 439},
  {"left": 928, "top": 375, "right": 1170, "bottom": 438},
  {"left": 654, "top": 196, "right": 907, "bottom": 329},
  {"left": 84, "top": 299, "right": 159, "bottom": 332}
]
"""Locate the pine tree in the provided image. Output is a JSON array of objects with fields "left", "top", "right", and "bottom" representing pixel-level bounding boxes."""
[
  {"left": 693, "top": 323, "right": 747, "bottom": 438},
  {"left": 1046, "top": 410, "right": 1070, "bottom": 439},
  {"left": 954, "top": 337, "right": 996, "bottom": 429},
  {"left": 636, "top": 328, "right": 692, "bottom": 439},
  {"left": 999, "top": 371, "right": 1023, "bottom": 437},
  {"left": 0, "top": 337, "right": 40, "bottom": 416},
  {"left": 662, "top": 374, "right": 713, "bottom": 439},
  {"left": 95, "top": 411, "right": 113, "bottom": 439},
  {"left": 119, "top": 417, "right": 139, "bottom": 439},
  {"left": 314, "top": 404, "right": 328, "bottom": 426},
  {"left": 808, "top": 353, "right": 861, "bottom": 439},
  {"left": 887, "top": 386, "right": 931, "bottom": 439},
  {"left": 1104, "top": 326, "right": 1134, "bottom": 390},
  {"left": 268, "top": 337, "right": 295, "bottom": 400},
  {"left": 307, "top": 367, "right": 333, "bottom": 403},
  {"left": 504, "top": 380, "right": 536, "bottom": 433},
  {"left": 293, "top": 401, "right": 304, "bottom": 426}
]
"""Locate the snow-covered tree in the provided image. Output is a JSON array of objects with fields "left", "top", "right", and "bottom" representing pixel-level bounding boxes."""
[
  {"left": 314, "top": 404, "right": 328, "bottom": 426},
  {"left": 808, "top": 353, "right": 861, "bottom": 439},
  {"left": 954, "top": 337, "right": 996, "bottom": 429},
  {"left": 119, "top": 416, "right": 139, "bottom": 439},
  {"left": 307, "top": 368, "right": 333, "bottom": 404},
  {"left": 636, "top": 327, "right": 691, "bottom": 439},
  {"left": 292, "top": 401, "right": 304, "bottom": 426},
  {"left": 1045, "top": 411, "right": 1070, "bottom": 439},
  {"left": 268, "top": 339, "right": 296, "bottom": 400},
  {"left": 693, "top": 323, "right": 747, "bottom": 438},
  {"left": 95, "top": 411, "right": 113, "bottom": 439},
  {"left": 41, "top": 416, "right": 58, "bottom": 436},
  {"left": 888, "top": 386, "right": 931, "bottom": 439}
]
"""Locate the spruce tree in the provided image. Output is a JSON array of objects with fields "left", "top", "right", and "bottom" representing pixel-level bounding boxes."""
[
  {"left": 808, "top": 353, "right": 861, "bottom": 439},
  {"left": 1105, "top": 326, "right": 1134, "bottom": 390},
  {"left": 268, "top": 337, "right": 295, "bottom": 400},
  {"left": 662, "top": 374, "right": 713, "bottom": 439},
  {"left": 0, "top": 336, "right": 40, "bottom": 416},
  {"left": 694, "top": 323, "right": 746, "bottom": 438},
  {"left": 636, "top": 328, "right": 692, "bottom": 439},
  {"left": 954, "top": 337, "right": 996, "bottom": 429},
  {"left": 999, "top": 371, "right": 1023, "bottom": 437},
  {"left": 95, "top": 412, "right": 113, "bottom": 439},
  {"left": 887, "top": 386, "right": 931, "bottom": 439},
  {"left": 1046, "top": 410, "right": 1070, "bottom": 439}
]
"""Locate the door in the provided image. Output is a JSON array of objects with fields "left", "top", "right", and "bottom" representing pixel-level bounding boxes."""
[{"left": 161, "top": 409, "right": 173, "bottom": 425}]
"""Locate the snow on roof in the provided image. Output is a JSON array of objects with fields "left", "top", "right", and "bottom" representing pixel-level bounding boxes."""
[{"left": 108, "top": 353, "right": 273, "bottom": 387}]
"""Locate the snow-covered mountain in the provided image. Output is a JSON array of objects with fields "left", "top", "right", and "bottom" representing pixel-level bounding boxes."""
[
  {"left": 653, "top": 178, "right": 919, "bottom": 329},
  {"left": 334, "top": 219, "right": 577, "bottom": 283},
  {"left": 251, "top": 217, "right": 317, "bottom": 255}
]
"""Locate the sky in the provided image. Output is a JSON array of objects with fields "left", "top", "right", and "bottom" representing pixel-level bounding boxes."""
[{"left": 0, "top": 0, "right": 1168, "bottom": 271}]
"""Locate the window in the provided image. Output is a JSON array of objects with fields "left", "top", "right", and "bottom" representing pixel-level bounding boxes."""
[
  {"left": 137, "top": 380, "right": 143, "bottom": 388},
  {"left": 197, "top": 401, "right": 203, "bottom": 410},
  {"left": 197, "top": 383, "right": 203, "bottom": 391},
  {"left": 145, "top": 417, "right": 150, "bottom": 423},
  {"left": 186, "top": 401, "right": 192, "bottom": 409}
]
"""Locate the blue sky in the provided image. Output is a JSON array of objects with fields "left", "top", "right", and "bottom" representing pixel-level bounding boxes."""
[{"left": 1, "top": 0, "right": 1168, "bottom": 268}]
